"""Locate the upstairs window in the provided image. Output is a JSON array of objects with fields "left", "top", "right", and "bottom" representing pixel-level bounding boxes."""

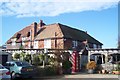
[
  {"left": 22, "top": 37, "right": 27, "bottom": 41},
  {"left": 16, "top": 33, "right": 21, "bottom": 39},
  {"left": 27, "top": 32, "right": 30, "bottom": 37},
  {"left": 11, "top": 38, "right": 16, "bottom": 46},
  {"left": 72, "top": 40, "right": 78, "bottom": 48}
]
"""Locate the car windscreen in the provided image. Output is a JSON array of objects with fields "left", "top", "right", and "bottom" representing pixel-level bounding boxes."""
[{"left": 15, "top": 62, "right": 31, "bottom": 66}]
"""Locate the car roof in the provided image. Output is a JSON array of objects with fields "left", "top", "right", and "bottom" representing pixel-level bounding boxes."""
[{"left": 7, "top": 61, "right": 27, "bottom": 63}]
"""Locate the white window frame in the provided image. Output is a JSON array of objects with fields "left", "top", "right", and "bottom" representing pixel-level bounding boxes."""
[
  {"left": 72, "top": 40, "right": 78, "bottom": 48},
  {"left": 22, "top": 37, "right": 27, "bottom": 41},
  {"left": 34, "top": 41, "right": 38, "bottom": 49},
  {"left": 22, "top": 42, "right": 25, "bottom": 46},
  {"left": 28, "top": 42, "right": 31, "bottom": 48},
  {"left": 44, "top": 39, "right": 51, "bottom": 49},
  {"left": 11, "top": 38, "right": 16, "bottom": 46}
]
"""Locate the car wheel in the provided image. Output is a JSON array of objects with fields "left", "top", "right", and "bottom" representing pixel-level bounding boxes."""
[{"left": 11, "top": 72, "right": 16, "bottom": 79}]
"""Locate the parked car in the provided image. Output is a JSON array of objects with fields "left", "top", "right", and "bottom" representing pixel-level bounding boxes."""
[
  {"left": 4, "top": 61, "right": 36, "bottom": 79},
  {"left": 0, "top": 64, "right": 11, "bottom": 80}
]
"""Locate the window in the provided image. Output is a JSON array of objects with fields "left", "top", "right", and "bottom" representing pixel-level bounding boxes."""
[
  {"left": 16, "top": 33, "right": 21, "bottom": 39},
  {"left": 34, "top": 41, "right": 38, "bottom": 49},
  {"left": 98, "top": 45, "right": 101, "bottom": 48},
  {"left": 93, "top": 44, "right": 97, "bottom": 49},
  {"left": 44, "top": 39, "right": 51, "bottom": 49},
  {"left": 22, "top": 37, "right": 27, "bottom": 41},
  {"left": 72, "top": 40, "right": 78, "bottom": 48},
  {"left": 11, "top": 38, "right": 16, "bottom": 46},
  {"left": 12, "top": 42, "right": 16, "bottom": 46},
  {"left": 27, "top": 32, "right": 30, "bottom": 37},
  {"left": 22, "top": 42, "right": 25, "bottom": 46},
  {"left": 28, "top": 42, "right": 31, "bottom": 48}
]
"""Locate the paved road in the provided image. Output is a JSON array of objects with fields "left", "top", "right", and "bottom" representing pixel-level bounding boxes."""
[{"left": 16, "top": 73, "right": 120, "bottom": 80}]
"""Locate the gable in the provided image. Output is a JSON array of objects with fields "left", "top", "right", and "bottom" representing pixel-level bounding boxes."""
[{"left": 35, "top": 23, "right": 64, "bottom": 40}]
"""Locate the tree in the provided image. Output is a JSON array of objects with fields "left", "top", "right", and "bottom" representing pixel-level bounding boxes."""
[{"left": 14, "top": 53, "right": 20, "bottom": 60}]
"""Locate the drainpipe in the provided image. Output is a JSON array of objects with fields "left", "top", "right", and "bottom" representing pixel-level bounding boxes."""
[
  {"left": 43, "top": 48, "right": 48, "bottom": 68},
  {"left": 30, "top": 29, "right": 32, "bottom": 49}
]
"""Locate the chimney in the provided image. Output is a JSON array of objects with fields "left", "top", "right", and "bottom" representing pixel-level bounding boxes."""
[
  {"left": 40, "top": 20, "right": 45, "bottom": 28},
  {"left": 34, "top": 22, "right": 37, "bottom": 37}
]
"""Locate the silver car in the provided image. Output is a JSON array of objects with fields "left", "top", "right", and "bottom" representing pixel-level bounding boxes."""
[{"left": 0, "top": 64, "right": 11, "bottom": 80}]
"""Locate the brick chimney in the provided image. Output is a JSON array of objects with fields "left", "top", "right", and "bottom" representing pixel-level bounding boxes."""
[
  {"left": 40, "top": 20, "right": 45, "bottom": 28},
  {"left": 34, "top": 22, "right": 37, "bottom": 37}
]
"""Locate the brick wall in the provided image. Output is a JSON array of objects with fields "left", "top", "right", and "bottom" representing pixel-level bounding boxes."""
[
  {"left": 64, "top": 39, "right": 72, "bottom": 49},
  {"left": 38, "top": 40, "right": 44, "bottom": 49}
]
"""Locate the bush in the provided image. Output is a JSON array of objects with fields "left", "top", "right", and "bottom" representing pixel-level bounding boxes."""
[
  {"left": 62, "top": 60, "right": 72, "bottom": 69},
  {"left": 20, "top": 52, "right": 26, "bottom": 61},
  {"left": 62, "top": 60, "right": 72, "bottom": 74},
  {"left": 32, "top": 55, "right": 40, "bottom": 65},
  {"left": 113, "top": 64, "right": 120, "bottom": 71},
  {"left": 24, "top": 54, "right": 31, "bottom": 62},
  {"left": 14, "top": 53, "right": 20, "bottom": 60},
  {"left": 48, "top": 57, "right": 55, "bottom": 65}
]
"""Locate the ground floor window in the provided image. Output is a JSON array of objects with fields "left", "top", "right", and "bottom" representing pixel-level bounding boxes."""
[{"left": 44, "top": 39, "right": 51, "bottom": 49}]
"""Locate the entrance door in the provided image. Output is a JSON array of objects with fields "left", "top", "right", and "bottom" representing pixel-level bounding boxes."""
[{"left": 2, "top": 55, "right": 8, "bottom": 65}]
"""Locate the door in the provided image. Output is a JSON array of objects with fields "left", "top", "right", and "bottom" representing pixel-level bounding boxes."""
[{"left": 2, "top": 55, "right": 8, "bottom": 65}]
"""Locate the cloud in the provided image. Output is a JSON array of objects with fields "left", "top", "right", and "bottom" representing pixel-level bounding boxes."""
[{"left": 0, "top": 0, "right": 119, "bottom": 17}]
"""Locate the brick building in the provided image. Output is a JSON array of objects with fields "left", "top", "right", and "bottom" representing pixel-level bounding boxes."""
[{"left": 6, "top": 20, "right": 103, "bottom": 49}]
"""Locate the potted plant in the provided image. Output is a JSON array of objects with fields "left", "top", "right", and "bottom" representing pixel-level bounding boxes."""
[
  {"left": 112, "top": 64, "right": 120, "bottom": 74},
  {"left": 62, "top": 60, "right": 72, "bottom": 74},
  {"left": 86, "top": 60, "right": 96, "bottom": 74}
]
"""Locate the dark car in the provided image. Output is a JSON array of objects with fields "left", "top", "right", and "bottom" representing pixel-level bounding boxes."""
[{"left": 4, "top": 61, "right": 36, "bottom": 79}]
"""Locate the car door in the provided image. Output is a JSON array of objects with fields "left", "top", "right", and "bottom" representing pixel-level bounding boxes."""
[
  {"left": 5, "top": 62, "right": 15, "bottom": 73},
  {"left": 9, "top": 62, "right": 15, "bottom": 73}
]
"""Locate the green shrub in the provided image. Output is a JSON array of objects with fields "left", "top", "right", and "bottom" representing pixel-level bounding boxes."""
[
  {"left": 20, "top": 52, "right": 26, "bottom": 61},
  {"left": 62, "top": 60, "right": 72, "bottom": 69},
  {"left": 24, "top": 54, "right": 31, "bottom": 62},
  {"left": 33, "top": 55, "right": 40, "bottom": 65},
  {"left": 114, "top": 64, "right": 120, "bottom": 71},
  {"left": 14, "top": 53, "right": 20, "bottom": 60}
]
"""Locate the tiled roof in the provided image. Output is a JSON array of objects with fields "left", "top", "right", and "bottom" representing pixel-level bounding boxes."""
[
  {"left": 6, "top": 24, "right": 33, "bottom": 44},
  {"left": 7, "top": 22, "right": 102, "bottom": 45},
  {"left": 58, "top": 23, "right": 103, "bottom": 45},
  {"left": 35, "top": 23, "right": 102, "bottom": 45},
  {"left": 7, "top": 22, "right": 45, "bottom": 44},
  {"left": 35, "top": 23, "right": 64, "bottom": 40}
]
